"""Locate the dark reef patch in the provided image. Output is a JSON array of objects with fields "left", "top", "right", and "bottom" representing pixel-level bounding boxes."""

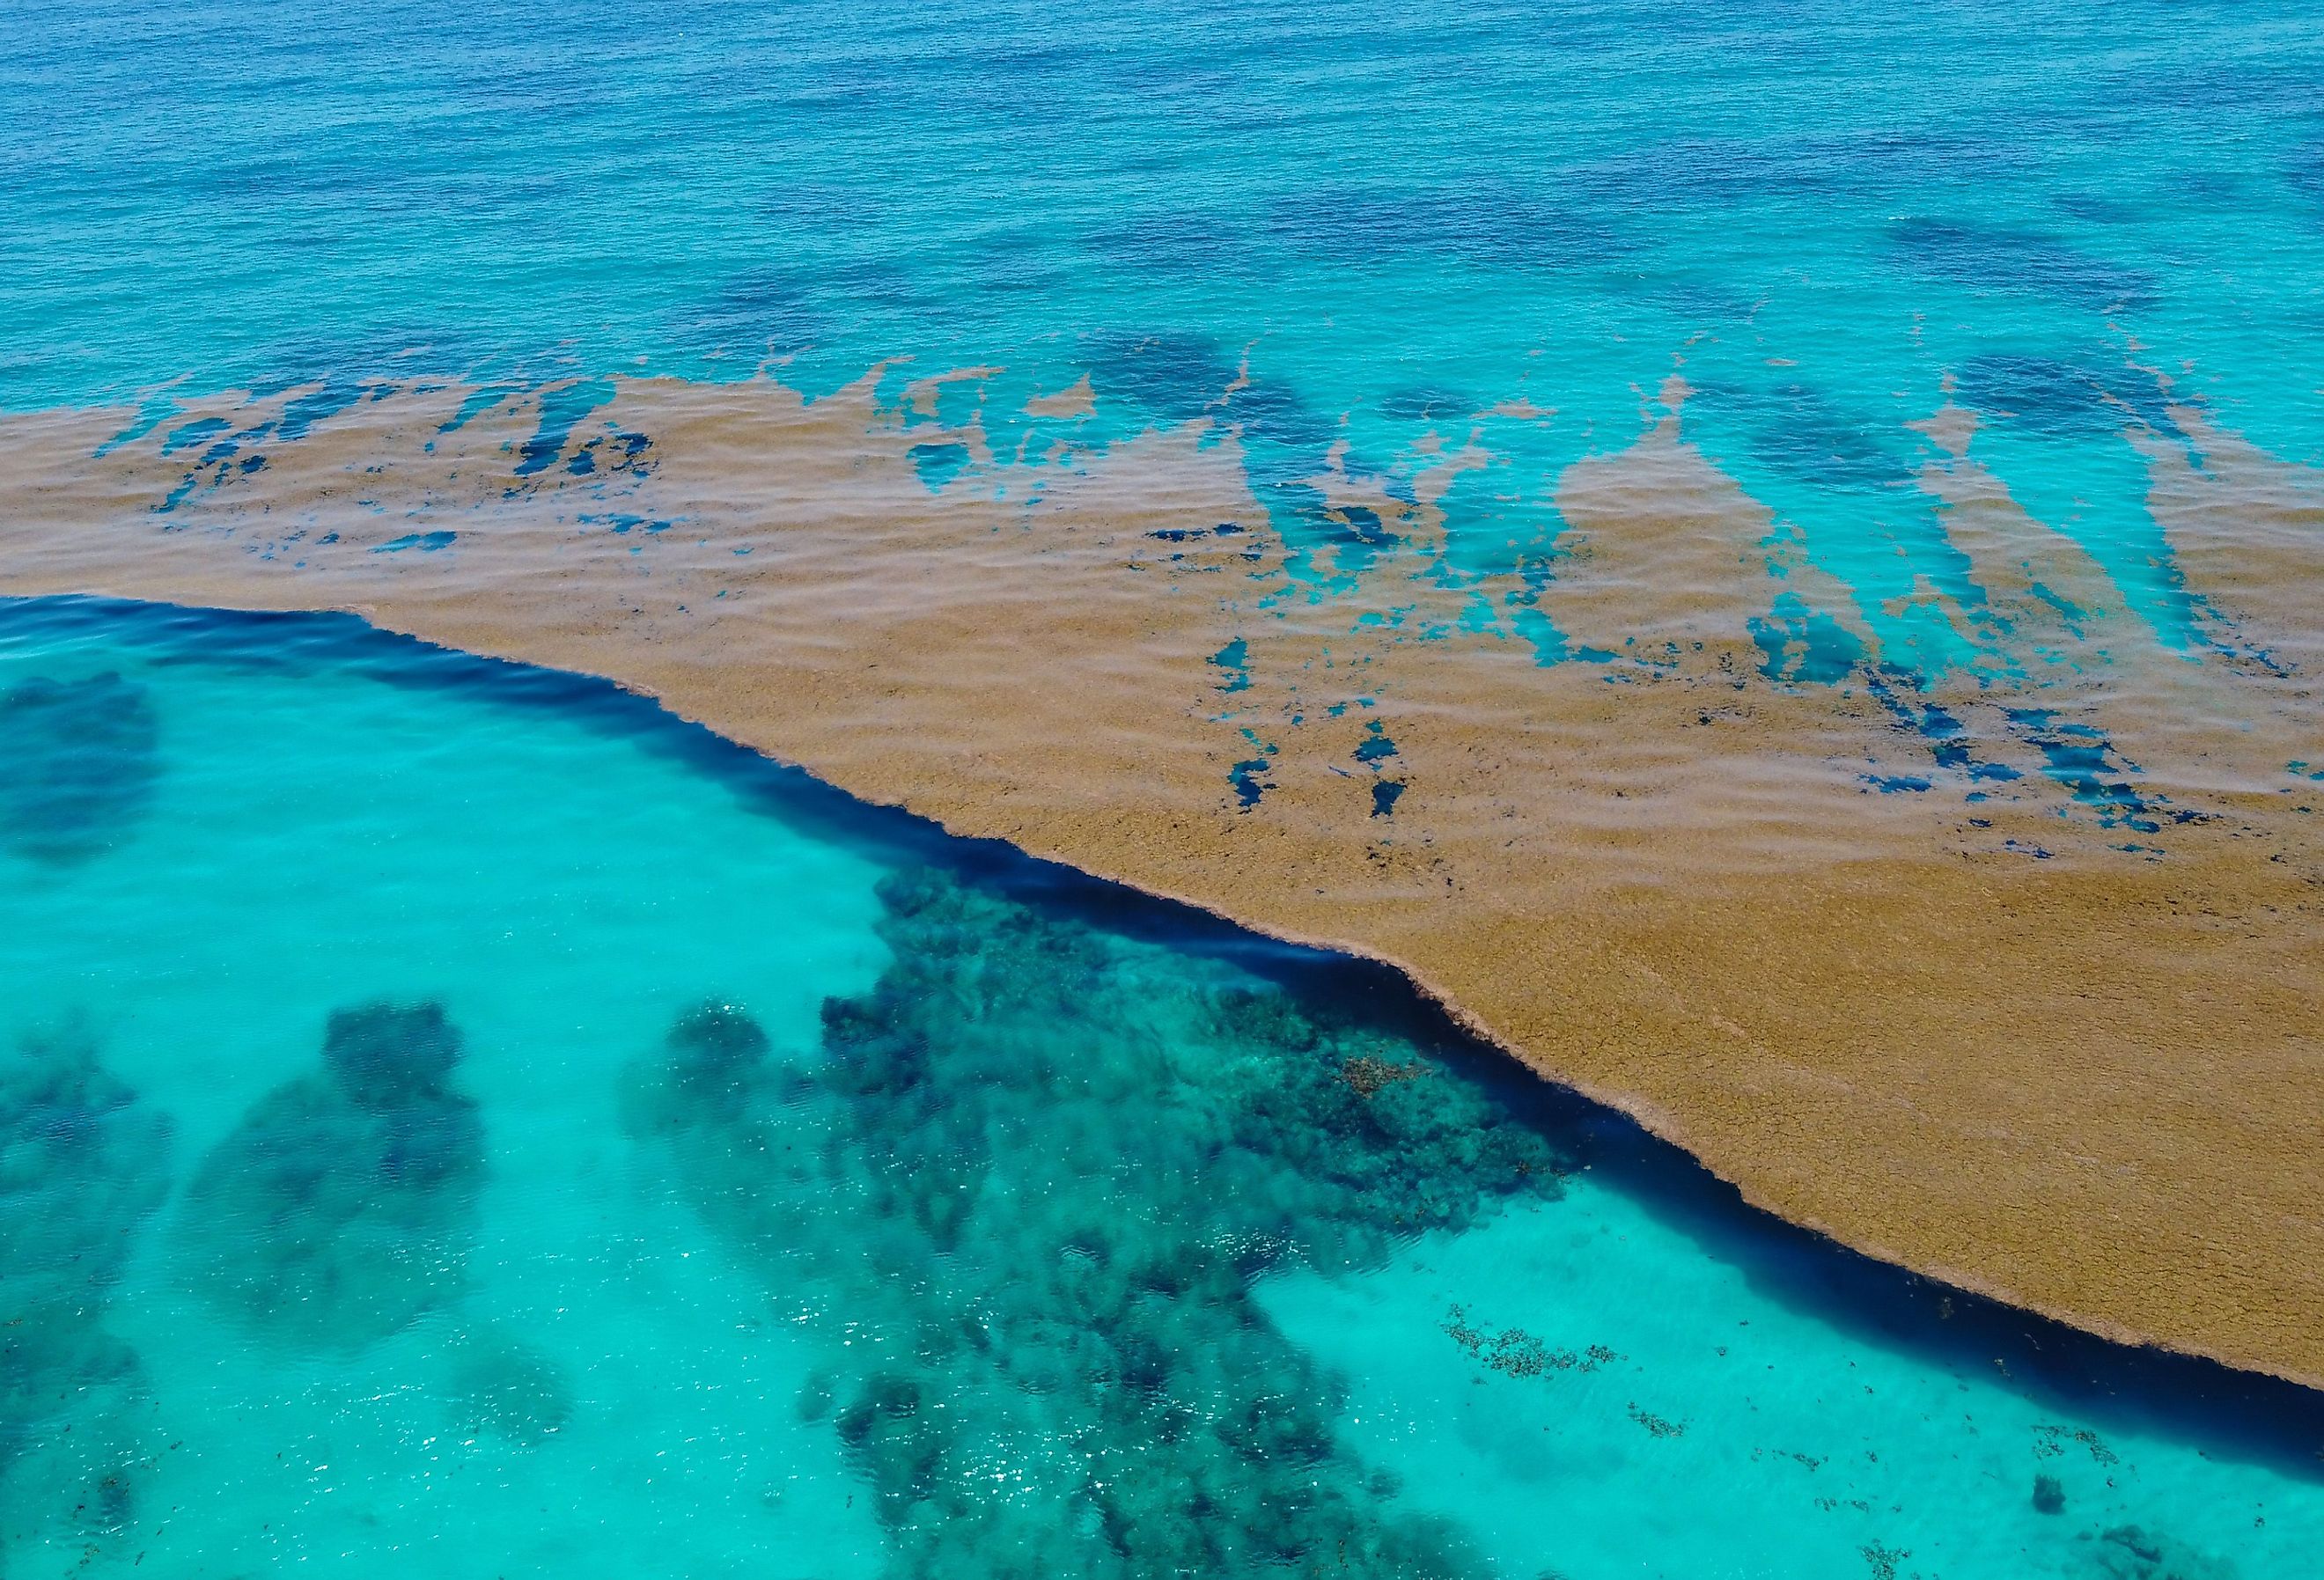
[
  {"left": 0, "top": 672, "right": 161, "bottom": 865},
  {"left": 1444, "top": 1305, "right": 1618, "bottom": 1381},
  {"left": 159, "top": 415, "right": 233, "bottom": 456},
  {"left": 1318, "top": 501, "right": 1395, "bottom": 559},
  {"left": 1890, "top": 218, "right": 2156, "bottom": 313},
  {"left": 274, "top": 375, "right": 389, "bottom": 445},
  {"left": 1088, "top": 331, "right": 1379, "bottom": 599},
  {"left": 2087, "top": 1524, "right": 2233, "bottom": 1580},
  {"left": 1088, "top": 330, "right": 1336, "bottom": 457},
  {"left": 1266, "top": 182, "right": 1628, "bottom": 271},
  {"left": 1089, "top": 330, "right": 1239, "bottom": 425},
  {"left": 180, "top": 1001, "right": 484, "bottom": 1347},
  {"left": 447, "top": 1329, "right": 574, "bottom": 1447},
  {"left": 1702, "top": 381, "right": 1912, "bottom": 493},
  {"left": 1353, "top": 722, "right": 1400, "bottom": 766},
  {"left": 624, "top": 868, "right": 1565, "bottom": 1579},
  {"left": 674, "top": 264, "right": 829, "bottom": 361},
  {"left": 0, "top": 1025, "right": 172, "bottom": 1547},
  {"left": 1953, "top": 355, "right": 2179, "bottom": 441}
]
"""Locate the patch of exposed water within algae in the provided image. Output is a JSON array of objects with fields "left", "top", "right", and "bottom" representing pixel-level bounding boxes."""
[{"left": 624, "top": 866, "right": 1562, "bottom": 1578}]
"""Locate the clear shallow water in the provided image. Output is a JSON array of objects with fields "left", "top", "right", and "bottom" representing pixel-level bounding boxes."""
[{"left": 2, "top": 599, "right": 2320, "bottom": 1578}]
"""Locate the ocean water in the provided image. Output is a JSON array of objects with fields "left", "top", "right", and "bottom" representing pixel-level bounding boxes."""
[
  {"left": 1, "top": 598, "right": 2320, "bottom": 1578},
  {"left": 5, "top": 1, "right": 2322, "bottom": 665},
  {"left": 5, "top": 2, "right": 2324, "bottom": 1574}
]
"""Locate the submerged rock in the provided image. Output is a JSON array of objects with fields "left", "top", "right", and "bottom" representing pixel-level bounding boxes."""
[
  {"left": 0, "top": 1024, "right": 171, "bottom": 1285},
  {"left": 0, "top": 1026, "right": 171, "bottom": 1547},
  {"left": 0, "top": 672, "right": 161, "bottom": 865},
  {"left": 626, "top": 866, "right": 1566, "bottom": 1578},
  {"left": 447, "top": 1329, "right": 574, "bottom": 1446},
  {"left": 322, "top": 1000, "right": 466, "bottom": 1110},
  {"left": 181, "top": 1001, "right": 484, "bottom": 1347},
  {"left": 2089, "top": 1524, "right": 2236, "bottom": 1580},
  {"left": 658, "top": 1000, "right": 775, "bottom": 1123}
]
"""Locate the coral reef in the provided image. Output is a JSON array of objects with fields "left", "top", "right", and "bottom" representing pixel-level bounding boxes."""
[
  {"left": 180, "top": 1002, "right": 484, "bottom": 1347},
  {"left": 0, "top": 672, "right": 160, "bottom": 865},
  {"left": 0, "top": 1025, "right": 171, "bottom": 1549},
  {"left": 625, "top": 867, "right": 1566, "bottom": 1579}
]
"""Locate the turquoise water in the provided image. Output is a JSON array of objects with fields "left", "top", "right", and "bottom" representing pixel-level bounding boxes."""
[
  {"left": 6, "top": 3, "right": 2324, "bottom": 1569},
  {"left": 1, "top": 598, "right": 2319, "bottom": 1577},
  {"left": 5, "top": 1, "right": 2322, "bottom": 667}
]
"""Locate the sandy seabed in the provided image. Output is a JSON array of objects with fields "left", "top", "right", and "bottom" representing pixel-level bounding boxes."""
[{"left": 2, "top": 365, "right": 2318, "bottom": 1384}]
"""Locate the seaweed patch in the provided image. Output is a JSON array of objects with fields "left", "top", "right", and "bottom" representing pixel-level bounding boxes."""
[
  {"left": 1625, "top": 1403, "right": 1688, "bottom": 1439},
  {"left": 2034, "top": 1423, "right": 2120, "bottom": 1466},
  {"left": 623, "top": 867, "right": 1569, "bottom": 1578},
  {"left": 0, "top": 672, "right": 161, "bottom": 865},
  {"left": 1339, "top": 1054, "right": 1424, "bottom": 1099},
  {"left": 1443, "top": 1305, "right": 1619, "bottom": 1380},
  {"left": 180, "top": 1001, "right": 484, "bottom": 1347},
  {"left": 1859, "top": 1541, "right": 1911, "bottom": 1580}
]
